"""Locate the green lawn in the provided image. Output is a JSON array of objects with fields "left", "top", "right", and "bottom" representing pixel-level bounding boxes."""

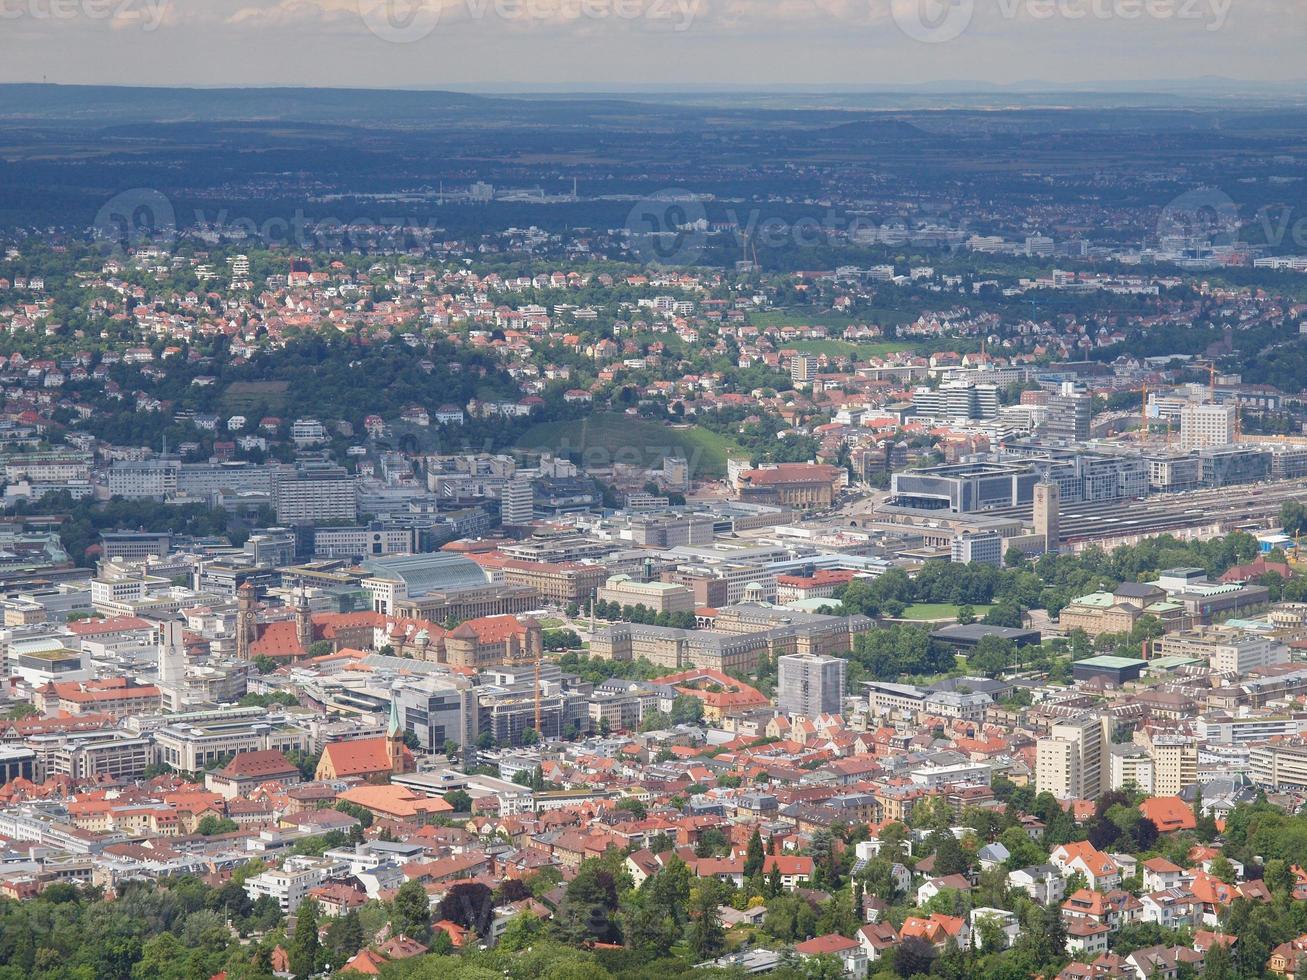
[
  {"left": 902, "top": 603, "right": 994, "bottom": 621},
  {"left": 514, "top": 413, "right": 740, "bottom": 480}
]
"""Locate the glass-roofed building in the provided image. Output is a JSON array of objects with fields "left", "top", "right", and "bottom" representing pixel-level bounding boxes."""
[{"left": 360, "top": 553, "right": 490, "bottom": 614}]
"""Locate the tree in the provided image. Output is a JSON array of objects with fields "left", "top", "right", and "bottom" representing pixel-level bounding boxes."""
[
  {"left": 695, "top": 827, "right": 729, "bottom": 859},
  {"left": 196, "top": 815, "right": 238, "bottom": 836},
  {"left": 956, "top": 604, "right": 976, "bottom": 625},
  {"left": 437, "top": 882, "right": 495, "bottom": 936},
  {"left": 558, "top": 858, "right": 623, "bottom": 944},
  {"left": 324, "top": 911, "right": 364, "bottom": 966},
  {"left": 816, "top": 892, "right": 858, "bottom": 938},
  {"left": 624, "top": 857, "right": 691, "bottom": 956},
  {"left": 497, "top": 911, "right": 547, "bottom": 952},
  {"left": 686, "top": 883, "right": 726, "bottom": 960},
  {"left": 929, "top": 831, "right": 971, "bottom": 878},
  {"left": 982, "top": 601, "right": 1024, "bottom": 629},
  {"left": 391, "top": 879, "right": 433, "bottom": 944},
  {"left": 334, "top": 800, "right": 374, "bottom": 828},
  {"left": 1203, "top": 935, "right": 1234, "bottom": 980},
  {"left": 763, "top": 893, "right": 817, "bottom": 942},
  {"left": 970, "top": 634, "right": 1016, "bottom": 678},
  {"left": 670, "top": 695, "right": 704, "bottom": 725},
  {"left": 615, "top": 797, "right": 647, "bottom": 820},
  {"left": 288, "top": 899, "right": 320, "bottom": 980},
  {"left": 974, "top": 913, "right": 1007, "bottom": 951},
  {"left": 443, "top": 789, "right": 472, "bottom": 813},
  {"left": 1210, "top": 855, "right": 1237, "bottom": 884},
  {"left": 745, "top": 829, "right": 766, "bottom": 879}
]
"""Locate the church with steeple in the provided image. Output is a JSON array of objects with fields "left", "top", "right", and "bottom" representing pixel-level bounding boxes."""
[{"left": 315, "top": 694, "right": 414, "bottom": 781}]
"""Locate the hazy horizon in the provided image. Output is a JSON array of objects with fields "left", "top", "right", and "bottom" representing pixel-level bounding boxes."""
[{"left": 0, "top": 0, "right": 1300, "bottom": 90}]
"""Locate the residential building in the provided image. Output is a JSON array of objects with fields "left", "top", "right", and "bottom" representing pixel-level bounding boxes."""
[
  {"left": 778, "top": 653, "right": 846, "bottom": 719},
  {"left": 1036, "top": 715, "right": 1109, "bottom": 800}
]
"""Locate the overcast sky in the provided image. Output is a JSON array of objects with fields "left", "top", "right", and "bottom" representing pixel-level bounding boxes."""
[{"left": 0, "top": 0, "right": 1300, "bottom": 90}]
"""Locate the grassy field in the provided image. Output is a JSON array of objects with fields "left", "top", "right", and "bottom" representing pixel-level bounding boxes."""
[
  {"left": 221, "top": 380, "right": 290, "bottom": 413},
  {"left": 515, "top": 413, "right": 741, "bottom": 480},
  {"left": 784, "top": 338, "right": 914, "bottom": 358},
  {"left": 901, "top": 603, "right": 994, "bottom": 621}
]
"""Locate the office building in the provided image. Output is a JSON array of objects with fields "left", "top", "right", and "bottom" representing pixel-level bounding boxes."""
[
  {"left": 394, "top": 676, "right": 480, "bottom": 754},
  {"left": 500, "top": 478, "right": 535, "bottom": 526},
  {"left": 1043, "top": 383, "right": 1092, "bottom": 443},
  {"left": 275, "top": 464, "right": 357, "bottom": 526},
  {"left": 911, "top": 382, "right": 1000, "bottom": 421},
  {"left": 778, "top": 653, "right": 846, "bottom": 719},
  {"left": 1154, "top": 626, "right": 1289, "bottom": 674},
  {"left": 1251, "top": 742, "right": 1307, "bottom": 790},
  {"left": 891, "top": 451, "right": 1147, "bottom": 514},
  {"left": 107, "top": 458, "right": 180, "bottom": 499},
  {"left": 312, "top": 523, "right": 416, "bottom": 560},
  {"left": 951, "top": 529, "right": 1004, "bottom": 567},
  {"left": 1180, "top": 402, "right": 1236, "bottom": 451}
]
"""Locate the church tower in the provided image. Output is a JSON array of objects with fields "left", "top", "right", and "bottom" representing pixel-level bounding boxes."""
[
  {"left": 236, "top": 581, "right": 257, "bottom": 661},
  {"left": 387, "top": 694, "right": 407, "bottom": 774},
  {"left": 295, "top": 587, "right": 314, "bottom": 651}
]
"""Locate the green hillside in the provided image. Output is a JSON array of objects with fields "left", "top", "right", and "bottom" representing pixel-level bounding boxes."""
[{"left": 515, "top": 414, "right": 740, "bottom": 480}]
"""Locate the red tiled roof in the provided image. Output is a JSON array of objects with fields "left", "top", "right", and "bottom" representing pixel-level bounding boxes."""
[
  {"left": 795, "top": 934, "right": 859, "bottom": 956},
  {"left": 319, "top": 737, "right": 408, "bottom": 778},
  {"left": 218, "top": 750, "right": 299, "bottom": 780}
]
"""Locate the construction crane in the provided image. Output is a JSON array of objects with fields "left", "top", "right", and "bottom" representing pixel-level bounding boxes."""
[{"left": 1140, "top": 382, "right": 1149, "bottom": 441}]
